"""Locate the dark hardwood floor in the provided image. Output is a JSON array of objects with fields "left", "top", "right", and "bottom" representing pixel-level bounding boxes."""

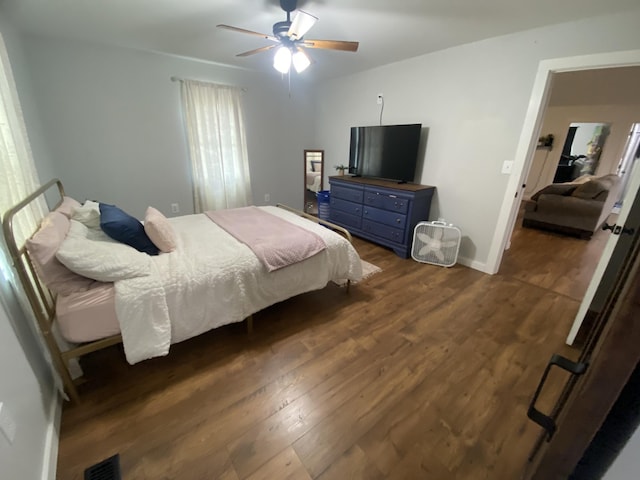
[{"left": 56, "top": 217, "right": 611, "bottom": 479}]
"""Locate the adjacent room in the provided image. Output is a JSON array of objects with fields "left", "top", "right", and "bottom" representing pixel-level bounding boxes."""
[{"left": 1, "top": 1, "right": 640, "bottom": 479}]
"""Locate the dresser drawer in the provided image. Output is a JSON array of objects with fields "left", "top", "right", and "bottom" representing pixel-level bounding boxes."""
[
  {"left": 362, "top": 220, "right": 404, "bottom": 244},
  {"left": 330, "top": 209, "right": 362, "bottom": 230},
  {"left": 330, "top": 197, "right": 363, "bottom": 216},
  {"left": 364, "top": 189, "right": 410, "bottom": 214},
  {"left": 331, "top": 184, "right": 363, "bottom": 204},
  {"left": 362, "top": 205, "right": 407, "bottom": 230}
]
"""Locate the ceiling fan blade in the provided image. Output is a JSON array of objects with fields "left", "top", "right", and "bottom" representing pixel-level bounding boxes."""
[
  {"left": 217, "top": 24, "right": 277, "bottom": 42},
  {"left": 301, "top": 39, "right": 359, "bottom": 52},
  {"left": 236, "top": 44, "right": 278, "bottom": 57},
  {"left": 287, "top": 10, "right": 318, "bottom": 40}
]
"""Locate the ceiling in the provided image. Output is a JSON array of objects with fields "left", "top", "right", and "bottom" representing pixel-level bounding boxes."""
[{"left": 4, "top": 0, "right": 640, "bottom": 80}]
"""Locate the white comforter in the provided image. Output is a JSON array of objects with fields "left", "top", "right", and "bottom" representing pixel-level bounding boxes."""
[
  {"left": 306, "top": 171, "right": 321, "bottom": 193},
  {"left": 114, "top": 206, "right": 362, "bottom": 364}
]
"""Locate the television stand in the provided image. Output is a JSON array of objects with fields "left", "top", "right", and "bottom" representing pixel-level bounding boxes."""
[{"left": 328, "top": 176, "right": 435, "bottom": 258}]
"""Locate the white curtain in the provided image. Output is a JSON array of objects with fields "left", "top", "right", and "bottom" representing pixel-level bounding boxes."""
[
  {"left": 180, "top": 80, "right": 253, "bottom": 212},
  {"left": 0, "top": 35, "right": 45, "bottom": 245},
  {"left": 0, "top": 34, "right": 78, "bottom": 391}
]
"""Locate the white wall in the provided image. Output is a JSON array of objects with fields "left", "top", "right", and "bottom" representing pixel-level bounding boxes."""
[
  {"left": 313, "top": 8, "right": 640, "bottom": 269},
  {"left": 524, "top": 105, "right": 640, "bottom": 198},
  {"left": 0, "top": 291, "right": 57, "bottom": 480},
  {"left": 21, "top": 36, "right": 316, "bottom": 219},
  {"left": 603, "top": 424, "right": 640, "bottom": 480}
]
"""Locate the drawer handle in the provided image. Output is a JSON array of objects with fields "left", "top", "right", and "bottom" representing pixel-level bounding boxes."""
[
  {"left": 396, "top": 219, "right": 401, "bottom": 223},
  {"left": 364, "top": 210, "right": 368, "bottom": 215}
]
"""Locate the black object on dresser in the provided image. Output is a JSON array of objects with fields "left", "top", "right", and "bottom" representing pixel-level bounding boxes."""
[{"left": 328, "top": 176, "right": 435, "bottom": 258}]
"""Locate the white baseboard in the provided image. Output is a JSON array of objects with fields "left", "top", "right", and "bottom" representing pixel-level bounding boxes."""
[
  {"left": 457, "top": 255, "right": 491, "bottom": 274},
  {"left": 41, "top": 388, "right": 62, "bottom": 480}
]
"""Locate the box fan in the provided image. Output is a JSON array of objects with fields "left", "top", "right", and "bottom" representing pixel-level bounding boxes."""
[{"left": 411, "top": 221, "right": 461, "bottom": 267}]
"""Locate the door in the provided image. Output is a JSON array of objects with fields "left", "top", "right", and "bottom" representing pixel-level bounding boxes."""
[
  {"left": 565, "top": 157, "right": 640, "bottom": 345},
  {"left": 523, "top": 170, "right": 640, "bottom": 478},
  {"left": 616, "top": 123, "right": 640, "bottom": 206}
]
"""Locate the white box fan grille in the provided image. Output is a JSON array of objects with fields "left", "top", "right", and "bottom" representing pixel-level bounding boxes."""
[{"left": 411, "top": 221, "right": 461, "bottom": 267}]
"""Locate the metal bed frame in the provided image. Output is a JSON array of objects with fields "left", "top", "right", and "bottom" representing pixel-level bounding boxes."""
[{"left": 2, "top": 179, "right": 353, "bottom": 403}]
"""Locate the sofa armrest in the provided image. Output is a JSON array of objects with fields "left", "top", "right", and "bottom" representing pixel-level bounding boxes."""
[
  {"left": 523, "top": 199, "right": 537, "bottom": 212},
  {"left": 536, "top": 194, "right": 604, "bottom": 218}
]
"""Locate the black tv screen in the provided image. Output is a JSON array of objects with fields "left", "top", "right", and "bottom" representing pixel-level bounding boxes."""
[{"left": 348, "top": 124, "right": 422, "bottom": 182}]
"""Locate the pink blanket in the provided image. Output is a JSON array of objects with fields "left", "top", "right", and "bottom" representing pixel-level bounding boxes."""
[{"left": 206, "top": 207, "right": 326, "bottom": 272}]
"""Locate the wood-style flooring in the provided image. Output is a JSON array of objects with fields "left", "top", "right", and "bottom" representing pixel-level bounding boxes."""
[{"left": 56, "top": 217, "right": 611, "bottom": 479}]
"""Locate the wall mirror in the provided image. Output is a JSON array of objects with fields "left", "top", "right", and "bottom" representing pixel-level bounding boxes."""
[
  {"left": 553, "top": 122, "right": 611, "bottom": 183},
  {"left": 304, "top": 149, "right": 324, "bottom": 214}
]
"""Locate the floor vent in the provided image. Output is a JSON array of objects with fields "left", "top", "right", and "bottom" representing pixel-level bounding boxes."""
[{"left": 84, "top": 454, "right": 122, "bottom": 480}]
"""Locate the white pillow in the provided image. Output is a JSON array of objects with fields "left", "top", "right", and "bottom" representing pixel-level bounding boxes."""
[
  {"left": 71, "top": 200, "right": 101, "bottom": 228},
  {"left": 56, "top": 220, "right": 151, "bottom": 282}
]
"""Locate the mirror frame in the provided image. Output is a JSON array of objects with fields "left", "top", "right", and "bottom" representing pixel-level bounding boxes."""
[{"left": 304, "top": 149, "right": 324, "bottom": 212}]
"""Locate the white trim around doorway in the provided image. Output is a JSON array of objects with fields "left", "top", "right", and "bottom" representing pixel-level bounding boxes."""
[{"left": 486, "top": 49, "right": 640, "bottom": 275}]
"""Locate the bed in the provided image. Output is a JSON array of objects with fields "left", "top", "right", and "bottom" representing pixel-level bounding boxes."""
[
  {"left": 3, "top": 179, "right": 362, "bottom": 402},
  {"left": 306, "top": 171, "right": 322, "bottom": 193}
]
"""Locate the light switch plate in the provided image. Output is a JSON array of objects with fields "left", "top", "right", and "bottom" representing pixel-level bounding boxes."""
[
  {"left": 0, "top": 402, "right": 16, "bottom": 444},
  {"left": 501, "top": 160, "right": 514, "bottom": 174}
]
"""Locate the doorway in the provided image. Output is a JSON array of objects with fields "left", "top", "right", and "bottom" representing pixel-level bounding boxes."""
[
  {"left": 511, "top": 63, "right": 640, "bottom": 346},
  {"left": 488, "top": 51, "right": 640, "bottom": 275}
]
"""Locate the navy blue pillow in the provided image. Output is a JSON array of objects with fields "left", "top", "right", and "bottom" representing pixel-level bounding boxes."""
[{"left": 99, "top": 203, "right": 159, "bottom": 255}]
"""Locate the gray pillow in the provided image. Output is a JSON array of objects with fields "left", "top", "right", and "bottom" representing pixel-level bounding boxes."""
[
  {"left": 571, "top": 180, "right": 607, "bottom": 200},
  {"left": 531, "top": 184, "right": 577, "bottom": 201}
]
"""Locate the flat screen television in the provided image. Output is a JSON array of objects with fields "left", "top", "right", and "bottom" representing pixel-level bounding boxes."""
[{"left": 348, "top": 124, "right": 422, "bottom": 183}]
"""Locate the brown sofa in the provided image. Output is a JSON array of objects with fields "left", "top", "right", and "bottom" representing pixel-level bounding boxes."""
[{"left": 523, "top": 174, "right": 621, "bottom": 239}]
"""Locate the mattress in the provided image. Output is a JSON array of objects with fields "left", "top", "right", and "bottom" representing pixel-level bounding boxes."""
[
  {"left": 55, "top": 207, "right": 360, "bottom": 348},
  {"left": 56, "top": 283, "right": 119, "bottom": 343}
]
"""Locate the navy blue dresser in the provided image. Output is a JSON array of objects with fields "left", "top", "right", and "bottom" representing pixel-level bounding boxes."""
[{"left": 329, "top": 176, "right": 435, "bottom": 258}]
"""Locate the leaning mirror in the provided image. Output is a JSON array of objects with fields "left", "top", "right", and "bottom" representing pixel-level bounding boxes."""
[
  {"left": 554, "top": 122, "right": 611, "bottom": 183},
  {"left": 304, "top": 149, "right": 324, "bottom": 214}
]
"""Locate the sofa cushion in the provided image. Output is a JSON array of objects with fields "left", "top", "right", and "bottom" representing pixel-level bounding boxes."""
[
  {"left": 531, "top": 183, "right": 577, "bottom": 201},
  {"left": 571, "top": 179, "right": 608, "bottom": 200}
]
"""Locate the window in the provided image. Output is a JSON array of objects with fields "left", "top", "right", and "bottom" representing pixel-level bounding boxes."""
[{"left": 179, "top": 80, "right": 252, "bottom": 212}]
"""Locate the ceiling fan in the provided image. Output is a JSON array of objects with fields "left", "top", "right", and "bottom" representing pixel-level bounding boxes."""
[{"left": 217, "top": 0, "right": 359, "bottom": 74}]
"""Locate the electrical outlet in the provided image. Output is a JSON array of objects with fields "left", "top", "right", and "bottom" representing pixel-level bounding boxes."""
[
  {"left": 0, "top": 402, "right": 16, "bottom": 444},
  {"left": 501, "top": 160, "right": 514, "bottom": 175},
  {"left": 264, "top": 193, "right": 270, "bottom": 203},
  {"left": 377, "top": 93, "right": 383, "bottom": 105},
  {"left": 171, "top": 203, "right": 179, "bottom": 214}
]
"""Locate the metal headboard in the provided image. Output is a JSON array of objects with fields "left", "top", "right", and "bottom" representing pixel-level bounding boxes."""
[{"left": 2, "top": 179, "right": 122, "bottom": 403}]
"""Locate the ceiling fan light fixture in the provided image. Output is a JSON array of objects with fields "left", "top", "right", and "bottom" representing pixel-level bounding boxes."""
[
  {"left": 219, "top": 0, "right": 359, "bottom": 75},
  {"left": 288, "top": 10, "right": 318, "bottom": 40},
  {"left": 292, "top": 49, "right": 311, "bottom": 73},
  {"left": 273, "top": 46, "right": 292, "bottom": 73}
]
